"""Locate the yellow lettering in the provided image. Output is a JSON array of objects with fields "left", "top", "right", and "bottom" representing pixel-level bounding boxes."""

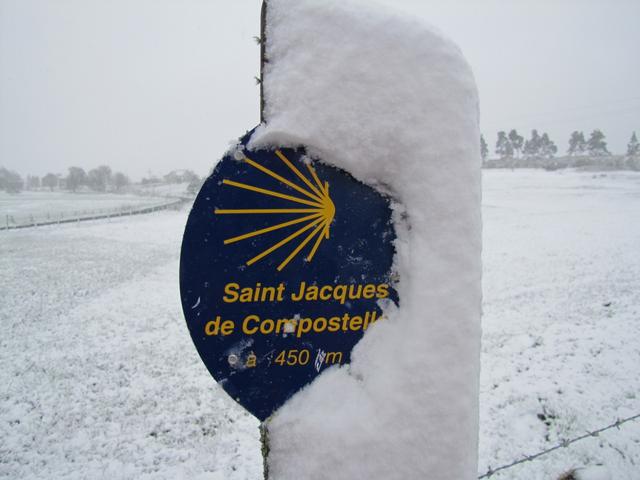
[
  {"left": 325, "top": 351, "right": 343, "bottom": 365},
  {"left": 319, "top": 285, "right": 333, "bottom": 300},
  {"left": 297, "top": 318, "right": 313, "bottom": 337},
  {"left": 348, "top": 284, "right": 363, "bottom": 300},
  {"left": 223, "top": 283, "right": 239, "bottom": 303},
  {"left": 291, "top": 282, "right": 306, "bottom": 301},
  {"left": 259, "top": 318, "right": 275, "bottom": 335},
  {"left": 377, "top": 284, "right": 389, "bottom": 298},
  {"left": 334, "top": 285, "right": 348, "bottom": 304},
  {"left": 205, "top": 316, "right": 234, "bottom": 336},
  {"left": 305, "top": 285, "right": 319, "bottom": 301},
  {"left": 362, "top": 284, "right": 376, "bottom": 299},
  {"left": 221, "top": 320, "right": 234, "bottom": 335},
  {"left": 242, "top": 314, "right": 260, "bottom": 334},
  {"left": 239, "top": 287, "right": 254, "bottom": 302},
  {"left": 349, "top": 315, "right": 363, "bottom": 330},
  {"left": 312, "top": 317, "right": 327, "bottom": 333},
  {"left": 362, "top": 311, "right": 371, "bottom": 330},
  {"left": 260, "top": 286, "right": 276, "bottom": 302},
  {"left": 205, "top": 316, "right": 220, "bottom": 335},
  {"left": 246, "top": 353, "right": 257, "bottom": 368},
  {"left": 363, "top": 310, "right": 378, "bottom": 330},
  {"left": 341, "top": 313, "right": 350, "bottom": 331},
  {"left": 328, "top": 316, "right": 341, "bottom": 332}
]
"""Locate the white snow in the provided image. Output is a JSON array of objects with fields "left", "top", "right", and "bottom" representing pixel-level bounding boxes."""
[
  {"left": 1, "top": 170, "right": 639, "bottom": 478},
  {"left": 0, "top": 212, "right": 261, "bottom": 480},
  {"left": 132, "top": 182, "right": 192, "bottom": 199},
  {"left": 251, "top": 1, "right": 481, "bottom": 479},
  {"left": 575, "top": 465, "right": 612, "bottom": 480},
  {"left": 0, "top": 191, "right": 170, "bottom": 226},
  {"left": 478, "top": 170, "right": 640, "bottom": 479}
]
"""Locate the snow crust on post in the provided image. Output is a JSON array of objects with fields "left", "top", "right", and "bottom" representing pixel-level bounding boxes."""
[{"left": 251, "top": 0, "right": 481, "bottom": 478}]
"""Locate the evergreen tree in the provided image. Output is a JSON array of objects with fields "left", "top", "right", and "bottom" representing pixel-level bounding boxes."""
[
  {"left": 539, "top": 133, "right": 558, "bottom": 158},
  {"left": 508, "top": 129, "right": 524, "bottom": 158},
  {"left": 480, "top": 135, "right": 488, "bottom": 162},
  {"left": 495, "top": 131, "right": 514, "bottom": 158},
  {"left": 627, "top": 132, "right": 639, "bottom": 157},
  {"left": 587, "top": 129, "right": 610, "bottom": 156},
  {"left": 567, "top": 131, "right": 587, "bottom": 156},
  {"left": 523, "top": 129, "right": 542, "bottom": 158}
]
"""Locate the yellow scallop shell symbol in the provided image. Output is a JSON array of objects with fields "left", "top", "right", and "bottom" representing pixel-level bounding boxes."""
[{"left": 214, "top": 149, "right": 335, "bottom": 271}]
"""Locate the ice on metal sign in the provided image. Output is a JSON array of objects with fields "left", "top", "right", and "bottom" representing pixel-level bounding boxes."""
[{"left": 180, "top": 129, "right": 397, "bottom": 420}]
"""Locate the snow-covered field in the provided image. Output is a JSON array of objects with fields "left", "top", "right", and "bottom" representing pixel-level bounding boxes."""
[
  {"left": 1, "top": 169, "right": 639, "bottom": 479},
  {"left": 480, "top": 169, "right": 640, "bottom": 479},
  {"left": 132, "top": 183, "right": 192, "bottom": 199},
  {"left": 0, "top": 192, "right": 171, "bottom": 227}
]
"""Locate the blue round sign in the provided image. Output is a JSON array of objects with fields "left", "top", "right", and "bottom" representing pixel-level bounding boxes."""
[{"left": 180, "top": 129, "right": 397, "bottom": 420}]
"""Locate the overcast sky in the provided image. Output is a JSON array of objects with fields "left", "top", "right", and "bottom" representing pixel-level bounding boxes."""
[{"left": 1, "top": 0, "right": 639, "bottom": 180}]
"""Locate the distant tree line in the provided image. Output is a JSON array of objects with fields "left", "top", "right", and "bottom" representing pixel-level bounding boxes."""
[
  {"left": 0, "top": 164, "right": 205, "bottom": 195},
  {"left": 481, "top": 130, "right": 640, "bottom": 170},
  {"left": 140, "top": 169, "right": 203, "bottom": 195},
  {"left": 43, "top": 166, "right": 131, "bottom": 193},
  {"left": 0, "top": 165, "right": 130, "bottom": 194}
]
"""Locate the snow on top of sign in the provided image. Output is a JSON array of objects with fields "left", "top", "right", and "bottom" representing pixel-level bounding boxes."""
[{"left": 252, "top": 0, "right": 481, "bottom": 479}]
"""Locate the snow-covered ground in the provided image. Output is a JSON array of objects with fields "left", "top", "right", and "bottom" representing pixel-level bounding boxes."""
[
  {"left": 480, "top": 169, "right": 640, "bottom": 479},
  {"left": 0, "top": 192, "right": 171, "bottom": 227},
  {"left": 132, "top": 182, "right": 192, "bottom": 199},
  {"left": 1, "top": 169, "right": 639, "bottom": 479}
]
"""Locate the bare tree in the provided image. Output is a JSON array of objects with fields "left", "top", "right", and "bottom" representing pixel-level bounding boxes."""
[
  {"left": 42, "top": 173, "right": 59, "bottom": 191},
  {"left": 66, "top": 167, "right": 87, "bottom": 192},
  {"left": 0, "top": 167, "right": 24, "bottom": 193},
  {"left": 113, "top": 172, "right": 130, "bottom": 192},
  {"left": 87, "top": 165, "right": 112, "bottom": 192}
]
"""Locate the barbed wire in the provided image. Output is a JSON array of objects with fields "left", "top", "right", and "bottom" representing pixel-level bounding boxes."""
[{"left": 478, "top": 412, "right": 640, "bottom": 479}]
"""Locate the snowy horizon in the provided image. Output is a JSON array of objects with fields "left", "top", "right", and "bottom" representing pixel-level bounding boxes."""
[{"left": 1, "top": 0, "right": 639, "bottom": 180}]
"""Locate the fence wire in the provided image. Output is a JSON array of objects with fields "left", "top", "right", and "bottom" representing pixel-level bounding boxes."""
[
  {"left": 1, "top": 198, "right": 188, "bottom": 230},
  {"left": 478, "top": 412, "right": 640, "bottom": 478}
]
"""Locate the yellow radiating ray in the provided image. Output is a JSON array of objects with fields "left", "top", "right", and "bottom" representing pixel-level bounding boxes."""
[
  {"left": 275, "top": 150, "right": 324, "bottom": 198},
  {"left": 278, "top": 220, "right": 328, "bottom": 271},
  {"left": 222, "top": 179, "right": 323, "bottom": 208},
  {"left": 215, "top": 208, "right": 321, "bottom": 215},
  {"left": 306, "top": 219, "right": 330, "bottom": 262},
  {"left": 324, "top": 182, "right": 331, "bottom": 238},
  {"left": 243, "top": 156, "right": 323, "bottom": 203},
  {"left": 246, "top": 216, "right": 325, "bottom": 266},
  {"left": 216, "top": 150, "right": 336, "bottom": 269},
  {"left": 223, "top": 212, "right": 323, "bottom": 245},
  {"left": 306, "top": 163, "right": 326, "bottom": 195}
]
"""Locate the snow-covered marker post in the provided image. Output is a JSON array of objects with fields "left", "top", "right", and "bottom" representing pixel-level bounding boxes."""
[{"left": 180, "top": 0, "right": 481, "bottom": 478}]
